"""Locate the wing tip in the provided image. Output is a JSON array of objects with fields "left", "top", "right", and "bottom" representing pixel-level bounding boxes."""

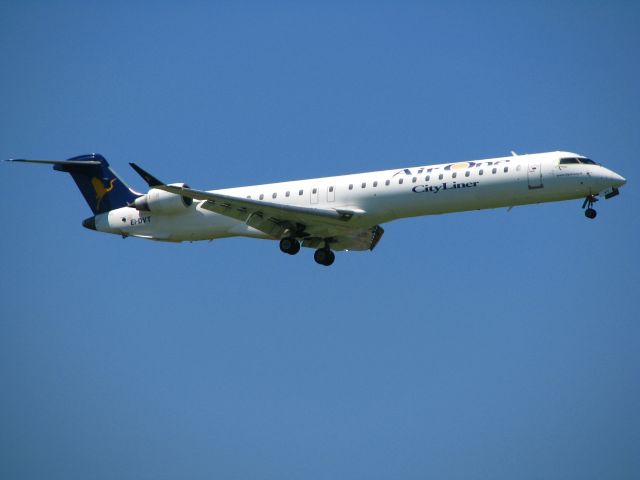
[{"left": 129, "top": 163, "right": 164, "bottom": 187}]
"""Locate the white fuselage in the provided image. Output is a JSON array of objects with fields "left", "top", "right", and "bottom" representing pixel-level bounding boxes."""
[{"left": 95, "top": 151, "right": 625, "bottom": 243}]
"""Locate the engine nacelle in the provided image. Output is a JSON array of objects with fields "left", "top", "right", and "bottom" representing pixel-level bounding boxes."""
[{"left": 132, "top": 183, "right": 193, "bottom": 214}]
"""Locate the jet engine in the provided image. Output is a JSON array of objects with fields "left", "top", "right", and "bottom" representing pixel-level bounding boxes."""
[{"left": 131, "top": 183, "right": 193, "bottom": 214}]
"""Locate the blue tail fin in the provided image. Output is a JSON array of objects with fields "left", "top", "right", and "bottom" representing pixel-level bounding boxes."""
[{"left": 54, "top": 154, "right": 139, "bottom": 214}]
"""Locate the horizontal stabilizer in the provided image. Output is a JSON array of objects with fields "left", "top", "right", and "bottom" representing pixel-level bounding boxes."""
[
  {"left": 6, "top": 159, "right": 102, "bottom": 166},
  {"left": 7, "top": 154, "right": 138, "bottom": 214}
]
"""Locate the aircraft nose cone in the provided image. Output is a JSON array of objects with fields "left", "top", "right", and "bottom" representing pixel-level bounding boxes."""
[
  {"left": 82, "top": 216, "right": 96, "bottom": 230},
  {"left": 612, "top": 172, "right": 626, "bottom": 188}
]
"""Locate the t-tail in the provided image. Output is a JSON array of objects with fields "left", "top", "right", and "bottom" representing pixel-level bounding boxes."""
[{"left": 7, "top": 154, "right": 139, "bottom": 216}]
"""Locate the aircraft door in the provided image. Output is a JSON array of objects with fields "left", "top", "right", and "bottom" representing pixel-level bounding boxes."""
[
  {"left": 327, "top": 185, "right": 335, "bottom": 202},
  {"left": 311, "top": 186, "right": 319, "bottom": 204},
  {"left": 527, "top": 162, "right": 543, "bottom": 189}
]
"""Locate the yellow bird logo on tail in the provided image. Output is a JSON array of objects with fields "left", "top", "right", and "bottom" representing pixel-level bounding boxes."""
[{"left": 91, "top": 177, "right": 117, "bottom": 210}]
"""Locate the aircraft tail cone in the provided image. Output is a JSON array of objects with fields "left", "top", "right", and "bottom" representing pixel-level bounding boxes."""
[{"left": 82, "top": 216, "right": 96, "bottom": 230}]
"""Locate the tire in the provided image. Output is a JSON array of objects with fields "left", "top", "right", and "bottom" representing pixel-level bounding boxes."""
[
  {"left": 279, "top": 237, "right": 300, "bottom": 254},
  {"left": 314, "top": 248, "right": 332, "bottom": 265},
  {"left": 324, "top": 250, "right": 335, "bottom": 266}
]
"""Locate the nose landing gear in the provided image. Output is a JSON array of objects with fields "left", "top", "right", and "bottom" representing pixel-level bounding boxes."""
[{"left": 582, "top": 195, "right": 598, "bottom": 219}]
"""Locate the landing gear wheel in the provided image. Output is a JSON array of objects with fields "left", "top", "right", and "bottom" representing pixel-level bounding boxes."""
[
  {"left": 326, "top": 250, "right": 335, "bottom": 266},
  {"left": 314, "top": 248, "right": 335, "bottom": 266},
  {"left": 582, "top": 195, "right": 598, "bottom": 220},
  {"left": 279, "top": 237, "right": 301, "bottom": 255}
]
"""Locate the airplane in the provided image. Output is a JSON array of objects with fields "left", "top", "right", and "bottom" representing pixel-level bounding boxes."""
[{"left": 6, "top": 151, "right": 626, "bottom": 266}]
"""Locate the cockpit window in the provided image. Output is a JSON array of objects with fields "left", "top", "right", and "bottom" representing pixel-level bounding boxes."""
[
  {"left": 560, "top": 157, "right": 598, "bottom": 165},
  {"left": 560, "top": 157, "right": 581, "bottom": 165}
]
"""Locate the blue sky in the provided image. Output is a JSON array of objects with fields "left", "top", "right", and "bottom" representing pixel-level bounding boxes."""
[{"left": 1, "top": 1, "right": 639, "bottom": 479}]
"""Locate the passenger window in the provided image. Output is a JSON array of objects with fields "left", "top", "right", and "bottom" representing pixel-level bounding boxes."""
[
  {"left": 312, "top": 188, "right": 317, "bottom": 194},
  {"left": 504, "top": 167, "right": 508, "bottom": 173},
  {"left": 438, "top": 174, "right": 443, "bottom": 180},
  {"left": 329, "top": 186, "right": 334, "bottom": 192},
  {"left": 349, "top": 184, "right": 353, "bottom": 190},
  {"left": 272, "top": 193, "right": 277, "bottom": 199},
  {"left": 465, "top": 171, "right": 470, "bottom": 177},
  {"left": 412, "top": 177, "right": 417, "bottom": 183},
  {"left": 285, "top": 191, "right": 290, "bottom": 197},
  {"left": 373, "top": 181, "right": 378, "bottom": 187},
  {"left": 492, "top": 168, "right": 497, "bottom": 174},
  {"left": 452, "top": 172, "right": 457, "bottom": 178},
  {"left": 479, "top": 169, "right": 483, "bottom": 175},
  {"left": 361, "top": 182, "right": 366, "bottom": 188},
  {"left": 398, "top": 178, "right": 404, "bottom": 184},
  {"left": 385, "top": 180, "right": 390, "bottom": 186},
  {"left": 299, "top": 190, "right": 303, "bottom": 196},
  {"left": 259, "top": 194, "right": 264, "bottom": 200},
  {"left": 425, "top": 175, "right": 430, "bottom": 181}
]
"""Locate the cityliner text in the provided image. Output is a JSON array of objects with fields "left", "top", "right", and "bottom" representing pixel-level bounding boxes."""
[{"left": 412, "top": 181, "right": 479, "bottom": 194}]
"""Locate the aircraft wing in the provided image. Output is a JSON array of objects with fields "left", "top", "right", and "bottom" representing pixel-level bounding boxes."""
[{"left": 129, "top": 163, "right": 384, "bottom": 251}]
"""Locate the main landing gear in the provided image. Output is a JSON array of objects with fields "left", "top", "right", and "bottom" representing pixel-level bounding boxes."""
[
  {"left": 313, "top": 247, "right": 335, "bottom": 266},
  {"left": 279, "top": 237, "right": 335, "bottom": 266},
  {"left": 279, "top": 237, "right": 301, "bottom": 255},
  {"left": 582, "top": 195, "right": 598, "bottom": 219}
]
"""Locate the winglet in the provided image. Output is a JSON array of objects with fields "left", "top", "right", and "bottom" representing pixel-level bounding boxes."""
[{"left": 129, "top": 163, "right": 164, "bottom": 187}]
